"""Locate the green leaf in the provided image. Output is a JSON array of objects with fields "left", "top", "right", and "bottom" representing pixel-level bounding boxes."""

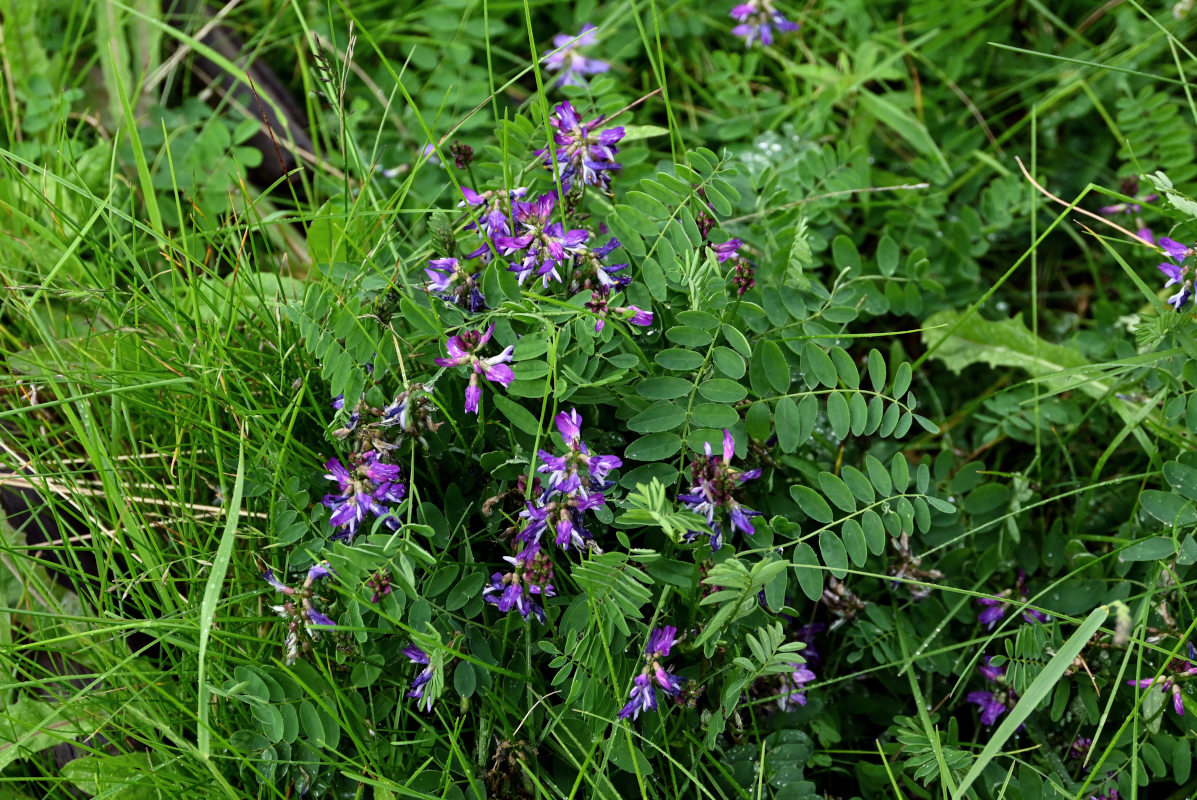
[
  {"left": 0, "top": 700, "right": 94, "bottom": 770},
  {"left": 1119, "top": 537, "right": 1178, "bottom": 562},
  {"left": 818, "top": 473, "right": 856, "bottom": 513},
  {"left": 920, "top": 310, "right": 1162, "bottom": 436},
  {"left": 840, "top": 466, "right": 875, "bottom": 504},
  {"left": 637, "top": 377, "right": 693, "bottom": 399},
  {"left": 964, "top": 483, "right": 1010, "bottom": 514},
  {"left": 1140, "top": 490, "right": 1197, "bottom": 526},
  {"left": 614, "top": 203, "right": 658, "bottom": 238},
  {"left": 628, "top": 402, "right": 687, "bottom": 433},
  {"left": 803, "top": 343, "right": 837, "bottom": 388},
  {"left": 867, "top": 349, "right": 887, "bottom": 392},
  {"left": 454, "top": 662, "right": 477, "bottom": 698},
  {"left": 826, "top": 392, "right": 850, "bottom": 439},
  {"left": 723, "top": 324, "right": 753, "bottom": 358},
  {"left": 841, "top": 519, "right": 868, "bottom": 566},
  {"left": 626, "top": 190, "right": 670, "bottom": 219},
  {"left": 656, "top": 348, "right": 706, "bottom": 371},
  {"left": 775, "top": 396, "right": 802, "bottom": 452},
  {"left": 862, "top": 510, "right": 886, "bottom": 555},
  {"left": 492, "top": 394, "right": 541, "bottom": 436},
  {"left": 791, "top": 543, "right": 824, "bottom": 601},
  {"left": 713, "top": 346, "right": 747, "bottom": 379},
  {"left": 856, "top": 90, "right": 951, "bottom": 176},
  {"left": 1164, "top": 460, "right": 1197, "bottom": 501},
  {"left": 666, "top": 326, "right": 713, "bottom": 348},
  {"left": 625, "top": 432, "right": 683, "bottom": 461},
  {"left": 818, "top": 531, "right": 849, "bottom": 578},
  {"left": 621, "top": 124, "right": 671, "bottom": 141},
  {"left": 790, "top": 485, "right": 832, "bottom": 523},
  {"left": 865, "top": 455, "right": 893, "bottom": 496},
  {"left": 762, "top": 341, "right": 791, "bottom": 392},
  {"left": 690, "top": 403, "right": 739, "bottom": 429},
  {"left": 877, "top": 236, "right": 899, "bottom": 277},
  {"left": 699, "top": 378, "right": 748, "bottom": 403}
]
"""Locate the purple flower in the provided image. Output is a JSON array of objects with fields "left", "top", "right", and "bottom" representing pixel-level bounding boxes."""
[
  {"left": 483, "top": 543, "right": 556, "bottom": 624},
  {"left": 1156, "top": 237, "right": 1195, "bottom": 311},
  {"left": 538, "top": 101, "right": 624, "bottom": 192},
  {"left": 976, "top": 597, "right": 1005, "bottom": 629},
  {"left": 536, "top": 408, "right": 623, "bottom": 499},
  {"left": 263, "top": 569, "right": 293, "bottom": 594},
  {"left": 978, "top": 655, "right": 1004, "bottom": 684},
  {"left": 495, "top": 193, "right": 590, "bottom": 286},
  {"left": 518, "top": 492, "right": 606, "bottom": 550},
  {"left": 425, "top": 257, "right": 487, "bottom": 313},
  {"left": 618, "top": 673, "right": 657, "bottom": 720},
  {"left": 619, "top": 305, "right": 653, "bottom": 326},
  {"left": 729, "top": 1, "right": 800, "bottom": 47},
  {"left": 306, "top": 560, "right": 335, "bottom": 582},
  {"left": 542, "top": 24, "right": 610, "bottom": 88},
  {"left": 967, "top": 690, "right": 1007, "bottom": 726},
  {"left": 776, "top": 663, "right": 816, "bottom": 710},
  {"left": 404, "top": 644, "right": 436, "bottom": 712},
  {"left": 709, "top": 238, "right": 742, "bottom": 262},
  {"left": 619, "top": 626, "right": 685, "bottom": 721},
  {"left": 435, "top": 326, "right": 516, "bottom": 413},
  {"left": 458, "top": 186, "right": 528, "bottom": 262},
  {"left": 678, "top": 429, "right": 762, "bottom": 550},
  {"left": 305, "top": 609, "right": 336, "bottom": 627},
  {"left": 322, "top": 454, "right": 406, "bottom": 541},
  {"left": 574, "top": 236, "right": 630, "bottom": 291},
  {"left": 1127, "top": 669, "right": 1190, "bottom": 716}
]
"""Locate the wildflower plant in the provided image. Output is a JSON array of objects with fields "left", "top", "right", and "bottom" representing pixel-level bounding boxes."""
[{"left": 8, "top": 2, "right": 1197, "bottom": 800}]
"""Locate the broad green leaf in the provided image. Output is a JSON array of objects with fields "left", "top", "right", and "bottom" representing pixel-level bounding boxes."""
[
  {"left": 625, "top": 432, "right": 683, "bottom": 461},
  {"left": 656, "top": 348, "right": 706, "bottom": 371},
  {"left": 818, "top": 531, "right": 849, "bottom": 578},
  {"left": 775, "top": 396, "right": 802, "bottom": 452},
  {"left": 803, "top": 343, "right": 837, "bottom": 388},
  {"left": 818, "top": 473, "right": 856, "bottom": 513},
  {"left": 628, "top": 402, "right": 687, "bottom": 434},
  {"left": 790, "top": 484, "right": 832, "bottom": 523},
  {"left": 699, "top": 378, "right": 748, "bottom": 403},
  {"left": 791, "top": 543, "right": 824, "bottom": 601},
  {"left": 762, "top": 341, "right": 791, "bottom": 392},
  {"left": 637, "top": 377, "right": 693, "bottom": 400}
]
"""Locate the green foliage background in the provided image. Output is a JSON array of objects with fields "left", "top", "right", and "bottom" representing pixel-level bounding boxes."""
[{"left": 2, "top": 1, "right": 1197, "bottom": 799}]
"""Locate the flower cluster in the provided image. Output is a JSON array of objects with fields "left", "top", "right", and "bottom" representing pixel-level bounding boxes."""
[
  {"left": 482, "top": 540, "right": 556, "bottom": 624},
  {"left": 728, "top": 1, "right": 800, "bottom": 47},
  {"left": 679, "top": 429, "right": 762, "bottom": 550},
  {"left": 263, "top": 561, "right": 337, "bottom": 665},
  {"left": 965, "top": 655, "right": 1014, "bottom": 726},
  {"left": 435, "top": 325, "right": 516, "bottom": 414},
  {"left": 539, "top": 101, "right": 624, "bottom": 193},
  {"left": 542, "top": 23, "right": 610, "bottom": 88},
  {"left": 322, "top": 452, "right": 406, "bottom": 542},
  {"left": 426, "top": 257, "right": 486, "bottom": 313},
  {"left": 974, "top": 570, "right": 1049, "bottom": 629},
  {"left": 494, "top": 192, "right": 590, "bottom": 287},
  {"left": 460, "top": 186, "right": 527, "bottom": 260},
  {"left": 1156, "top": 237, "right": 1195, "bottom": 311},
  {"left": 404, "top": 645, "right": 436, "bottom": 712},
  {"left": 521, "top": 410, "right": 621, "bottom": 548},
  {"left": 334, "top": 386, "right": 443, "bottom": 449},
  {"left": 1127, "top": 657, "right": 1197, "bottom": 716},
  {"left": 619, "top": 626, "right": 685, "bottom": 720}
]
